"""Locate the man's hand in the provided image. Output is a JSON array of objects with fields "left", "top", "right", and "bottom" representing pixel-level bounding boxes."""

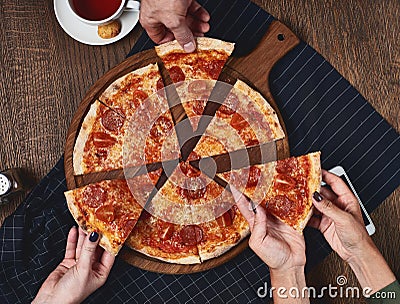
[
  {"left": 33, "top": 227, "right": 115, "bottom": 304},
  {"left": 140, "top": 0, "right": 210, "bottom": 52}
]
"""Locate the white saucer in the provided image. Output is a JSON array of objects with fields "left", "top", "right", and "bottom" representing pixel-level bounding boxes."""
[{"left": 54, "top": 0, "right": 139, "bottom": 46}]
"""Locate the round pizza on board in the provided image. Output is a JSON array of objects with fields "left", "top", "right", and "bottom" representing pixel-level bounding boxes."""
[{"left": 66, "top": 37, "right": 322, "bottom": 264}]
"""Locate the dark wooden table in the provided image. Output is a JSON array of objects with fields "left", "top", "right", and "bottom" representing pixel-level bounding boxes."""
[{"left": 0, "top": 1, "right": 398, "bottom": 303}]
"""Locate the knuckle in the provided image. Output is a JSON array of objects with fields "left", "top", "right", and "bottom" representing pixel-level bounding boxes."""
[{"left": 164, "top": 17, "right": 184, "bottom": 29}]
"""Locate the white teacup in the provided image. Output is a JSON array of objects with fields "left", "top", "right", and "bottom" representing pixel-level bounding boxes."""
[{"left": 67, "top": 0, "right": 140, "bottom": 26}]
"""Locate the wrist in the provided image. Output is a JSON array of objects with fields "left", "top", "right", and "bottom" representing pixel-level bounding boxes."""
[
  {"left": 270, "top": 266, "right": 309, "bottom": 303},
  {"left": 347, "top": 243, "right": 396, "bottom": 294}
]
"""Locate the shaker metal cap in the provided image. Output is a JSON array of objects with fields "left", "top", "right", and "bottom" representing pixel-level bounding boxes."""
[{"left": 0, "top": 173, "right": 11, "bottom": 195}]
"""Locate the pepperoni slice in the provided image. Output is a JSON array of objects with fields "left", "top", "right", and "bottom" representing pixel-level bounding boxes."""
[
  {"left": 83, "top": 185, "right": 107, "bottom": 208},
  {"left": 95, "top": 204, "right": 115, "bottom": 222},
  {"left": 149, "top": 115, "right": 174, "bottom": 138},
  {"left": 180, "top": 225, "right": 203, "bottom": 246},
  {"left": 276, "top": 158, "right": 297, "bottom": 174},
  {"left": 169, "top": 66, "right": 185, "bottom": 83},
  {"left": 230, "top": 112, "right": 249, "bottom": 130},
  {"left": 216, "top": 208, "right": 235, "bottom": 227},
  {"left": 199, "top": 59, "right": 225, "bottom": 80},
  {"left": 181, "top": 177, "right": 207, "bottom": 200},
  {"left": 101, "top": 109, "right": 124, "bottom": 132},
  {"left": 192, "top": 99, "right": 207, "bottom": 115},
  {"left": 267, "top": 195, "right": 296, "bottom": 218},
  {"left": 246, "top": 166, "right": 261, "bottom": 188},
  {"left": 92, "top": 132, "right": 117, "bottom": 148},
  {"left": 188, "top": 80, "right": 208, "bottom": 94},
  {"left": 121, "top": 218, "right": 137, "bottom": 238},
  {"left": 180, "top": 162, "right": 201, "bottom": 178},
  {"left": 219, "top": 93, "right": 239, "bottom": 115},
  {"left": 157, "top": 220, "right": 175, "bottom": 240},
  {"left": 156, "top": 78, "right": 164, "bottom": 92},
  {"left": 245, "top": 138, "right": 259, "bottom": 147},
  {"left": 274, "top": 174, "right": 296, "bottom": 192},
  {"left": 132, "top": 90, "right": 148, "bottom": 107},
  {"left": 95, "top": 149, "right": 108, "bottom": 158}
]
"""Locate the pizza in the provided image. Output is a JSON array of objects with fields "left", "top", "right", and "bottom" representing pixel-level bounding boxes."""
[
  {"left": 65, "top": 179, "right": 144, "bottom": 255},
  {"left": 218, "top": 152, "right": 321, "bottom": 232},
  {"left": 67, "top": 37, "right": 322, "bottom": 264},
  {"left": 193, "top": 79, "right": 285, "bottom": 158},
  {"left": 155, "top": 37, "right": 234, "bottom": 83},
  {"left": 73, "top": 64, "right": 180, "bottom": 174}
]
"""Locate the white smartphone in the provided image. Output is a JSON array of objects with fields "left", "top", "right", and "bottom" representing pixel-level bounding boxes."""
[{"left": 321, "top": 166, "right": 376, "bottom": 236}]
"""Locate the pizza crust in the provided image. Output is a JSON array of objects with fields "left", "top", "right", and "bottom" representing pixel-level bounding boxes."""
[
  {"left": 234, "top": 79, "right": 285, "bottom": 140},
  {"left": 294, "top": 151, "right": 321, "bottom": 232},
  {"left": 73, "top": 101, "right": 100, "bottom": 175},
  {"left": 199, "top": 223, "right": 250, "bottom": 262},
  {"left": 132, "top": 246, "right": 201, "bottom": 264},
  {"left": 99, "top": 63, "right": 159, "bottom": 102},
  {"left": 65, "top": 190, "right": 121, "bottom": 255},
  {"left": 155, "top": 37, "right": 235, "bottom": 57}
]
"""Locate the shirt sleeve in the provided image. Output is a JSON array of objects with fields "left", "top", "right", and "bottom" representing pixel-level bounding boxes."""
[{"left": 366, "top": 280, "right": 400, "bottom": 304}]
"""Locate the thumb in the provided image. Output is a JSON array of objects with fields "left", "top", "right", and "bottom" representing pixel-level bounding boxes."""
[
  {"left": 251, "top": 205, "right": 268, "bottom": 242},
  {"left": 78, "top": 231, "right": 100, "bottom": 269},
  {"left": 170, "top": 17, "right": 196, "bottom": 52},
  {"left": 312, "top": 191, "right": 348, "bottom": 223}
]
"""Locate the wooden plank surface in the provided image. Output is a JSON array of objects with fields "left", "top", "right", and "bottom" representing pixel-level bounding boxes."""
[{"left": 0, "top": 0, "right": 398, "bottom": 303}]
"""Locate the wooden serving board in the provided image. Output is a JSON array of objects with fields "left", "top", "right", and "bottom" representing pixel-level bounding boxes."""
[{"left": 64, "top": 21, "right": 299, "bottom": 274}]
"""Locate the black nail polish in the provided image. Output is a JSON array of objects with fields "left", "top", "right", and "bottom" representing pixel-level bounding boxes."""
[
  {"left": 89, "top": 231, "right": 99, "bottom": 242},
  {"left": 313, "top": 191, "right": 323, "bottom": 202}
]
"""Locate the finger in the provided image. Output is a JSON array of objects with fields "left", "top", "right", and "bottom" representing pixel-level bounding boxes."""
[
  {"left": 187, "top": 18, "right": 210, "bottom": 34},
  {"left": 167, "top": 17, "right": 196, "bottom": 52},
  {"left": 307, "top": 216, "right": 321, "bottom": 230},
  {"left": 145, "top": 24, "right": 170, "bottom": 44},
  {"left": 231, "top": 186, "right": 255, "bottom": 227},
  {"left": 193, "top": 32, "right": 205, "bottom": 37},
  {"left": 322, "top": 170, "right": 361, "bottom": 212},
  {"left": 78, "top": 231, "right": 100, "bottom": 269},
  {"left": 322, "top": 170, "right": 356, "bottom": 198},
  {"left": 65, "top": 226, "right": 78, "bottom": 260},
  {"left": 312, "top": 191, "right": 349, "bottom": 224},
  {"left": 188, "top": 1, "right": 210, "bottom": 22},
  {"left": 100, "top": 251, "right": 116, "bottom": 273},
  {"left": 320, "top": 186, "right": 338, "bottom": 202},
  {"left": 158, "top": 31, "right": 176, "bottom": 44},
  {"left": 251, "top": 205, "right": 268, "bottom": 242},
  {"left": 76, "top": 227, "right": 87, "bottom": 259}
]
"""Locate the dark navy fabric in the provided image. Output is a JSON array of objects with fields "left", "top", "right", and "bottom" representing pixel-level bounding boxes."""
[{"left": 1, "top": 0, "right": 399, "bottom": 303}]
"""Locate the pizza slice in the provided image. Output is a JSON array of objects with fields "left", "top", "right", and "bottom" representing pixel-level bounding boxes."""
[
  {"left": 194, "top": 191, "right": 250, "bottom": 262},
  {"left": 192, "top": 79, "right": 285, "bottom": 158},
  {"left": 156, "top": 38, "right": 234, "bottom": 131},
  {"left": 126, "top": 211, "right": 201, "bottom": 264},
  {"left": 155, "top": 37, "right": 234, "bottom": 83},
  {"left": 218, "top": 152, "right": 321, "bottom": 232},
  {"left": 65, "top": 179, "right": 142, "bottom": 255},
  {"left": 73, "top": 64, "right": 180, "bottom": 174}
]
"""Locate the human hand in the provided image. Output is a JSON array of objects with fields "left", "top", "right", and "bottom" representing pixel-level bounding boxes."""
[
  {"left": 308, "top": 169, "right": 374, "bottom": 262},
  {"left": 233, "top": 189, "right": 306, "bottom": 272},
  {"left": 139, "top": 0, "right": 210, "bottom": 52},
  {"left": 309, "top": 169, "right": 396, "bottom": 293},
  {"left": 33, "top": 227, "right": 115, "bottom": 304}
]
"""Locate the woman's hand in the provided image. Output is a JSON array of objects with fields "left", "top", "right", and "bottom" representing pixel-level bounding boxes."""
[
  {"left": 33, "top": 227, "right": 115, "bottom": 304},
  {"left": 309, "top": 169, "right": 396, "bottom": 294},
  {"left": 234, "top": 188, "right": 309, "bottom": 303},
  {"left": 139, "top": 0, "right": 210, "bottom": 52},
  {"left": 309, "top": 169, "right": 373, "bottom": 262}
]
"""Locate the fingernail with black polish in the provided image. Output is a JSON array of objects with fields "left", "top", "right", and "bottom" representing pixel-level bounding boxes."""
[
  {"left": 89, "top": 231, "right": 99, "bottom": 242},
  {"left": 313, "top": 191, "right": 323, "bottom": 202}
]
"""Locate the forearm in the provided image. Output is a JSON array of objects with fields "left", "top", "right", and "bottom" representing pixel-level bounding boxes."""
[
  {"left": 269, "top": 267, "right": 310, "bottom": 304},
  {"left": 348, "top": 243, "right": 396, "bottom": 296}
]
